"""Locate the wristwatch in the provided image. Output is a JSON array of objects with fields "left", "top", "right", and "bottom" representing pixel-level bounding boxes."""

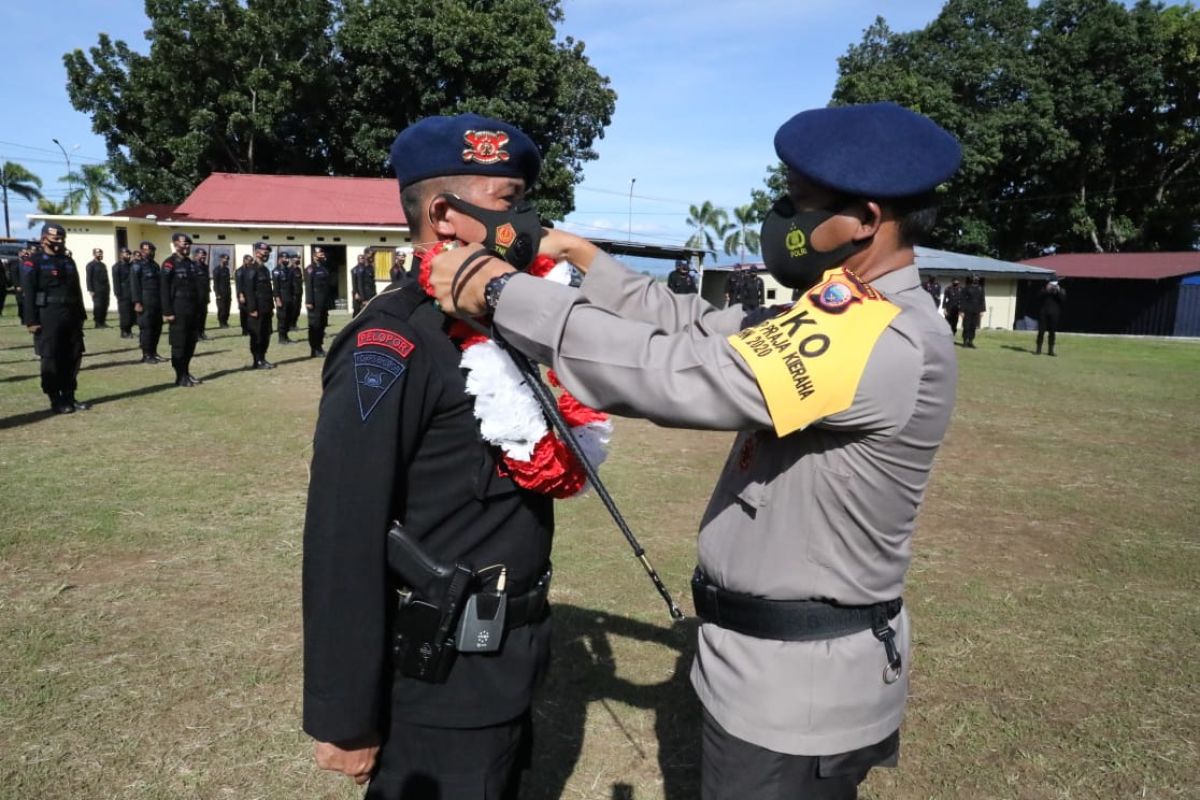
[{"left": 484, "top": 272, "right": 515, "bottom": 314}]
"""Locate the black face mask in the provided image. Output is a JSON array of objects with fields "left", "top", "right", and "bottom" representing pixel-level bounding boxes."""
[
  {"left": 440, "top": 194, "right": 542, "bottom": 271},
  {"left": 759, "top": 196, "right": 868, "bottom": 290}
]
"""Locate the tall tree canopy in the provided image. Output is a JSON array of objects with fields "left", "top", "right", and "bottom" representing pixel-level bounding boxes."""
[
  {"left": 815, "top": 0, "right": 1199, "bottom": 258},
  {"left": 64, "top": 0, "right": 615, "bottom": 220}
]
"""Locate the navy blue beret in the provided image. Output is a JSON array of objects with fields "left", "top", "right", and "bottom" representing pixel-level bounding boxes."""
[
  {"left": 171, "top": 231, "right": 192, "bottom": 243},
  {"left": 775, "top": 102, "right": 961, "bottom": 198},
  {"left": 390, "top": 113, "right": 541, "bottom": 189},
  {"left": 254, "top": 241, "right": 270, "bottom": 250},
  {"left": 41, "top": 223, "right": 65, "bottom": 235}
]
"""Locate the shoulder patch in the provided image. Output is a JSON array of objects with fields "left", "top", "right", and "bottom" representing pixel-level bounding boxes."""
[
  {"left": 357, "top": 328, "right": 414, "bottom": 358},
  {"left": 728, "top": 267, "right": 900, "bottom": 436},
  {"left": 354, "top": 350, "right": 406, "bottom": 421}
]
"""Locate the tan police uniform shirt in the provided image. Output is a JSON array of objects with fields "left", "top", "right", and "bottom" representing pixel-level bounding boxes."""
[{"left": 494, "top": 252, "right": 957, "bottom": 755}]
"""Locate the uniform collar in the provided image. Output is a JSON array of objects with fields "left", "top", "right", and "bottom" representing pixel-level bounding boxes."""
[{"left": 869, "top": 263, "right": 920, "bottom": 295}]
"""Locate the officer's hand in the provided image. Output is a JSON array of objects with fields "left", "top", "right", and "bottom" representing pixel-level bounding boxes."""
[
  {"left": 165, "top": 314, "right": 175, "bottom": 322},
  {"left": 27, "top": 324, "right": 40, "bottom": 334},
  {"left": 135, "top": 303, "right": 143, "bottom": 313},
  {"left": 250, "top": 310, "right": 259, "bottom": 318},
  {"left": 313, "top": 738, "right": 380, "bottom": 785},
  {"left": 427, "top": 245, "right": 512, "bottom": 317},
  {"left": 306, "top": 304, "right": 313, "bottom": 310},
  {"left": 538, "top": 229, "right": 599, "bottom": 273}
]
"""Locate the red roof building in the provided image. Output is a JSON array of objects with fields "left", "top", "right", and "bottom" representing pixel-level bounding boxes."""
[
  {"left": 172, "top": 173, "right": 406, "bottom": 227},
  {"left": 1021, "top": 252, "right": 1200, "bottom": 281}
]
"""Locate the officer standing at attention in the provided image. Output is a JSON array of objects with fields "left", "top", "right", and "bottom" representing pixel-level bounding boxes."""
[
  {"left": 304, "top": 246, "right": 334, "bottom": 357},
  {"left": 161, "top": 232, "right": 202, "bottom": 387},
  {"left": 21, "top": 223, "right": 91, "bottom": 413},
  {"left": 1035, "top": 280, "right": 1065, "bottom": 356},
  {"left": 303, "top": 113, "right": 554, "bottom": 799},
  {"left": 245, "top": 242, "right": 275, "bottom": 369},
  {"left": 271, "top": 253, "right": 294, "bottom": 344},
  {"left": 85, "top": 248, "right": 111, "bottom": 328},
  {"left": 429, "top": 102, "right": 961, "bottom": 800},
  {"left": 130, "top": 240, "right": 166, "bottom": 363},
  {"left": 667, "top": 259, "right": 698, "bottom": 294},
  {"left": 960, "top": 275, "right": 986, "bottom": 348},
  {"left": 236, "top": 254, "right": 253, "bottom": 335},
  {"left": 350, "top": 253, "right": 376, "bottom": 316},
  {"left": 213, "top": 252, "right": 233, "bottom": 328},
  {"left": 287, "top": 254, "right": 305, "bottom": 337},
  {"left": 388, "top": 251, "right": 407, "bottom": 283},
  {"left": 942, "top": 277, "right": 962, "bottom": 334},
  {"left": 112, "top": 248, "right": 136, "bottom": 338},
  {"left": 193, "top": 247, "right": 212, "bottom": 341}
]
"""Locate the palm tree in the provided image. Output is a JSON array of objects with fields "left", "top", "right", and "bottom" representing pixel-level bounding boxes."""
[
  {"left": 723, "top": 204, "right": 761, "bottom": 264},
  {"left": 1, "top": 161, "right": 43, "bottom": 237},
  {"left": 61, "top": 163, "right": 122, "bottom": 216},
  {"left": 685, "top": 201, "right": 730, "bottom": 261},
  {"left": 35, "top": 197, "right": 71, "bottom": 216}
]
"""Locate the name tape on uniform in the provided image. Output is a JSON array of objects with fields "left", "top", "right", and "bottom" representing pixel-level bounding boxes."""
[{"left": 728, "top": 267, "right": 899, "bottom": 437}]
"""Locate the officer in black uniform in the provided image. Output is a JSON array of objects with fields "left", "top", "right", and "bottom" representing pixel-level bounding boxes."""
[
  {"left": 303, "top": 113, "right": 552, "bottom": 799},
  {"left": 287, "top": 254, "right": 305, "bottom": 335},
  {"left": 304, "top": 246, "right": 334, "bottom": 357},
  {"left": 21, "top": 223, "right": 91, "bottom": 413},
  {"left": 112, "top": 248, "right": 136, "bottom": 338},
  {"left": 10, "top": 250, "right": 29, "bottom": 324},
  {"left": 130, "top": 240, "right": 166, "bottom": 363},
  {"left": 85, "top": 248, "right": 110, "bottom": 328},
  {"left": 246, "top": 242, "right": 275, "bottom": 368},
  {"left": 960, "top": 275, "right": 985, "bottom": 348},
  {"left": 272, "top": 253, "right": 294, "bottom": 344},
  {"left": 388, "top": 251, "right": 407, "bottom": 283},
  {"left": 667, "top": 259, "right": 698, "bottom": 294},
  {"left": 213, "top": 253, "right": 232, "bottom": 328},
  {"left": 350, "top": 254, "right": 376, "bottom": 316},
  {"left": 1036, "top": 280, "right": 1065, "bottom": 356},
  {"left": 193, "top": 247, "right": 212, "bottom": 340},
  {"left": 942, "top": 277, "right": 962, "bottom": 334},
  {"left": 161, "top": 232, "right": 203, "bottom": 386},
  {"left": 236, "top": 254, "right": 252, "bottom": 335}
]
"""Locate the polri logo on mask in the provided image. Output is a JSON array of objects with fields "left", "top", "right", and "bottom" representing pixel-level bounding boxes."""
[{"left": 760, "top": 196, "right": 867, "bottom": 290}]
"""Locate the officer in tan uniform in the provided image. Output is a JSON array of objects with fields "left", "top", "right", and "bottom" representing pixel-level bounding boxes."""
[{"left": 429, "top": 101, "right": 961, "bottom": 799}]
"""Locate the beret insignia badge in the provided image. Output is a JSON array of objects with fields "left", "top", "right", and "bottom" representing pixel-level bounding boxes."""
[{"left": 462, "top": 130, "right": 511, "bottom": 165}]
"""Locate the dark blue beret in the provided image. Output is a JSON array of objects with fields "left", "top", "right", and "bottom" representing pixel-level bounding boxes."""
[
  {"left": 41, "top": 223, "right": 65, "bottom": 235},
  {"left": 390, "top": 113, "right": 541, "bottom": 189},
  {"left": 254, "top": 241, "right": 270, "bottom": 250},
  {"left": 775, "top": 102, "right": 961, "bottom": 198},
  {"left": 171, "top": 231, "right": 192, "bottom": 243}
]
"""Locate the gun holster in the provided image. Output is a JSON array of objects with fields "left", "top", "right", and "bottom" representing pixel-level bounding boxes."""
[{"left": 386, "top": 521, "right": 475, "bottom": 683}]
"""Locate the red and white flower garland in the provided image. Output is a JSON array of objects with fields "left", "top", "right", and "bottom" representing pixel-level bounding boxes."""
[{"left": 418, "top": 243, "right": 612, "bottom": 499}]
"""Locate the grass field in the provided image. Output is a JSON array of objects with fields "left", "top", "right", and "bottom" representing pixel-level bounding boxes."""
[{"left": 1, "top": 311, "right": 1198, "bottom": 800}]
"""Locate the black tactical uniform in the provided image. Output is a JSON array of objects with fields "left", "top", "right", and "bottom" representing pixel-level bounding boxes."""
[
  {"left": 130, "top": 254, "right": 165, "bottom": 362},
  {"left": 245, "top": 260, "right": 275, "bottom": 368},
  {"left": 161, "top": 252, "right": 202, "bottom": 385},
  {"left": 351, "top": 262, "right": 376, "bottom": 316},
  {"left": 287, "top": 259, "right": 305, "bottom": 334},
  {"left": 304, "top": 259, "right": 334, "bottom": 356},
  {"left": 235, "top": 263, "right": 250, "bottom": 335},
  {"left": 942, "top": 280, "right": 962, "bottom": 334},
  {"left": 21, "top": 249, "right": 88, "bottom": 412},
  {"left": 9, "top": 257, "right": 27, "bottom": 324},
  {"left": 0, "top": 259, "right": 9, "bottom": 317},
  {"left": 302, "top": 280, "right": 553, "bottom": 799},
  {"left": 194, "top": 257, "right": 212, "bottom": 340},
  {"left": 961, "top": 278, "right": 985, "bottom": 348},
  {"left": 732, "top": 269, "right": 765, "bottom": 311},
  {"left": 667, "top": 265, "right": 698, "bottom": 294},
  {"left": 272, "top": 261, "right": 294, "bottom": 343},
  {"left": 112, "top": 256, "right": 135, "bottom": 337},
  {"left": 213, "top": 259, "right": 232, "bottom": 327},
  {"left": 85, "top": 257, "right": 110, "bottom": 327},
  {"left": 1036, "top": 282, "right": 1065, "bottom": 356}
]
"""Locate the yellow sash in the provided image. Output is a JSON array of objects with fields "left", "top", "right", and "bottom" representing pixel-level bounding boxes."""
[{"left": 728, "top": 267, "right": 900, "bottom": 437}]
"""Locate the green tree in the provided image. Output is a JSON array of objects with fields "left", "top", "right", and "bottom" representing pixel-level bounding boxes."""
[
  {"left": 0, "top": 162, "right": 43, "bottom": 238},
  {"left": 821, "top": 0, "right": 1200, "bottom": 258},
  {"left": 723, "top": 204, "right": 761, "bottom": 263},
  {"left": 685, "top": 201, "right": 730, "bottom": 260},
  {"left": 63, "top": 0, "right": 615, "bottom": 221},
  {"left": 62, "top": 164, "right": 123, "bottom": 215},
  {"left": 34, "top": 197, "right": 71, "bottom": 219}
]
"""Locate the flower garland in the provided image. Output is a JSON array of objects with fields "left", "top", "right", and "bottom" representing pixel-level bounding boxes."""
[{"left": 417, "top": 242, "right": 612, "bottom": 498}]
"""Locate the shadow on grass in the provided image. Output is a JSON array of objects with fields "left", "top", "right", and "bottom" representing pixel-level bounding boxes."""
[
  {"left": 82, "top": 346, "right": 144, "bottom": 357},
  {"left": 524, "top": 604, "right": 700, "bottom": 800}
]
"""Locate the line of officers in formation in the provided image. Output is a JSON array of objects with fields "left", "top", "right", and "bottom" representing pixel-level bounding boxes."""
[{"left": 8, "top": 223, "right": 404, "bottom": 413}]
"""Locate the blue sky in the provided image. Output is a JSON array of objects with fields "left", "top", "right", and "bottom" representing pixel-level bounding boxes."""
[{"left": 1, "top": 1, "right": 961, "bottom": 263}]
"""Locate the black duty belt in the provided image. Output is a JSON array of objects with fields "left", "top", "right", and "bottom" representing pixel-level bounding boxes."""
[
  {"left": 692, "top": 568, "right": 905, "bottom": 683},
  {"left": 504, "top": 568, "right": 552, "bottom": 630}
]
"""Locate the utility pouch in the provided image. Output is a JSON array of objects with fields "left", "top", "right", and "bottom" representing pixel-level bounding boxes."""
[{"left": 455, "top": 590, "right": 506, "bottom": 653}]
